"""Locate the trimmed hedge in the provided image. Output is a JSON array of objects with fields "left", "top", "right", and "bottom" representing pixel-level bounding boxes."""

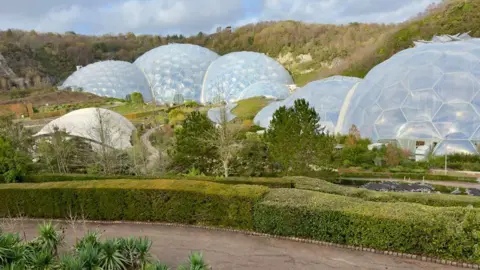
[
  {"left": 339, "top": 171, "right": 477, "bottom": 183},
  {"left": 254, "top": 188, "right": 480, "bottom": 263},
  {"left": 0, "top": 180, "right": 268, "bottom": 230},
  {"left": 18, "top": 174, "right": 293, "bottom": 188},
  {"left": 291, "top": 176, "right": 480, "bottom": 208}
]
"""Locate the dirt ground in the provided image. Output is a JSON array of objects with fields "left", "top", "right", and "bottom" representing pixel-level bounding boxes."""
[{"left": 2, "top": 219, "right": 461, "bottom": 270}]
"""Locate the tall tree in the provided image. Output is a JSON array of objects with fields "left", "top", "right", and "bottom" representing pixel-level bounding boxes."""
[
  {"left": 168, "top": 111, "right": 218, "bottom": 174},
  {"left": 0, "top": 116, "right": 32, "bottom": 182},
  {"left": 265, "top": 99, "right": 333, "bottom": 174}
]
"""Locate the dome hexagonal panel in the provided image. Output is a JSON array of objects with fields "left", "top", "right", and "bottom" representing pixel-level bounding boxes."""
[
  {"left": 377, "top": 83, "right": 408, "bottom": 110},
  {"left": 433, "top": 140, "right": 478, "bottom": 156},
  {"left": 405, "top": 65, "right": 443, "bottom": 91},
  {"left": 134, "top": 44, "right": 219, "bottom": 104},
  {"left": 433, "top": 52, "right": 480, "bottom": 73},
  {"left": 402, "top": 89, "right": 443, "bottom": 121},
  {"left": 375, "top": 109, "right": 407, "bottom": 139},
  {"left": 433, "top": 103, "right": 480, "bottom": 139},
  {"left": 403, "top": 50, "right": 442, "bottom": 68},
  {"left": 61, "top": 61, "right": 151, "bottom": 101},
  {"left": 253, "top": 76, "right": 360, "bottom": 132},
  {"left": 434, "top": 73, "right": 477, "bottom": 103},
  {"left": 253, "top": 101, "right": 283, "bottom": 128},
  {"left": 397, "top": 122, "right": 442, "bottom": 140},
  {"left": 201, "top": 52, "right": 293, "bottom": 104}
]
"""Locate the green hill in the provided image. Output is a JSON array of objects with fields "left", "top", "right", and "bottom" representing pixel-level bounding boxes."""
[{"left": 0, "top": 0, "right": 479, "bottom": 92}]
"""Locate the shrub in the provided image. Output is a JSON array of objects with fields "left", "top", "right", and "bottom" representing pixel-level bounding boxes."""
[
  {"left": 254, "top": 188, "right": 480, "bottom": 263},
  {"left": 130, "top": 92, "right": 144, "bottom": 104},
  {"left": 18, "top": 174, "right": 292, "bottom": 188},
  {"left": 339, "top": 171, "right": 477, "bottom": 183},
  {"left": 291, "top": 176, "right": 480, "bottom": 207},
  {"left": 0, "top": 180, "right": 268, "bottom": 229},
  {"left": 30, "top": 109, "right": 67, "bottom": 120}
]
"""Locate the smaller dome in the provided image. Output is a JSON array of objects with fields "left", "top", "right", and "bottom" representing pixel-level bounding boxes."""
[
  {"left": 61, "top": 61, "right": 152, "bottom": 101},
  {"left": 35, "top": 108, "right": 135, "bottom": 150},
  {"left": 207, "top": 103, "right": 238, "bottom": 124},
  {"left": 201, "top": 51, "right": 294, "bottom": 104},
  {"left": 235, "top": 81, "right": 290, "bottom": 102},
  {"left": 254, "top": 76, "right": 361, "bottom": 132}
]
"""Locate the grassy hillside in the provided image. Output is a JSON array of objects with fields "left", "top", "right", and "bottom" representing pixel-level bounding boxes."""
[
  {"left": 341, "top": 0, "right": 480, "bottom": 78},
  {"left": 0, "top": 0, "right": 478, "bottom": 91}
]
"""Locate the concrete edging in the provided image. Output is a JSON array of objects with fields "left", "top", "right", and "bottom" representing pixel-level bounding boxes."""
[{"left": 3, "top": 218, "right": 479, "bottom": 269}]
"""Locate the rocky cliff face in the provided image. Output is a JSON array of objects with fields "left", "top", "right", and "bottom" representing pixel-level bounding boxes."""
[{"left": 0, "top": 53, "right": 15, "bottom": 78}]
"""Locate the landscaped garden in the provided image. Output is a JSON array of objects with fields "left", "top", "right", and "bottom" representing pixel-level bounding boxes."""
[{"left": 2, "top": 98, "right": 480, "bottom": 267}]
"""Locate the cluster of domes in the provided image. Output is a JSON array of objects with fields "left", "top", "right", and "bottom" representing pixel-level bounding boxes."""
[{"left": 62, "top": 44, "right": 293, "bottom": 105}]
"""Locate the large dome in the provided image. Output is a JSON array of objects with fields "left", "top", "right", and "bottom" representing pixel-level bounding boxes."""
[
  {"left": 254, "top": 76, "right": 361, "bottom": 133},
  {"left": 341, "top": 38, "right": 480, "bottom": 155},
  {"left": 61, "top": 61, "right": 151, "bottom": 101},
  {"left": 35, "top": 108, "right": 135, "bottom": 150},
  {"left": 201, "top": 52, "right": 294, "bottom": 104},
  {"left": 235, "top": 81, "right": 290, "bottom": 102},
  {"left": 134, "top": 44, "right": 219, "bottom": 104}
]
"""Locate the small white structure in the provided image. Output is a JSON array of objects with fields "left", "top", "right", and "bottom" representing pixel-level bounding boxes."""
[{"left": 35, "top": 108, "right": 135, "bottom": 150}]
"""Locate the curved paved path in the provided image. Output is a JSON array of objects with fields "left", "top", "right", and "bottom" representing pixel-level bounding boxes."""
[{"left": 5, "top": 220, "right": 459, "bottom": 270}]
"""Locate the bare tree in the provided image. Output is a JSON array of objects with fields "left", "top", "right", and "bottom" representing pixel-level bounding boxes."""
[{"left": 204, "top": 106, "right": 242, "bottom": 178}]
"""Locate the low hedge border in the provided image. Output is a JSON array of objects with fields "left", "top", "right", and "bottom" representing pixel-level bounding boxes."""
[
  {"left": 4, "top": 218, "right": 478, "bottom": 269},
  {"left": 339, "top": 172, "right": 478, "bottom": 183},
  {"left": 254, "top": 188, "right": 480, "bottom": 264},
  {"left": 17, "top": 174, "right": 293, "bottom": 188},
  {"left": 290, "top": 176, "right": 480, "bottom": 208},
  {"left": 0, "top": 180, "right": 268, "bottom": 230}
]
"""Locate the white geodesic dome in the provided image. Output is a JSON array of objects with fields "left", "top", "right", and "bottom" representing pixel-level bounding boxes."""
[
  {"left": 201, "top": 52, "right": 294, "bottom": 104},
  {"left": 35, "top": 108, "right": 135, "bottom": 150},
  {"left": 341, "top": 37, "right": 480, "bottom": 155},
  {"left": 134, "top": 44, "right": 219, "bottom": 104},
  {"left": 235, "top": 81, "right": 290, "bottom": 102},
  {"left": 254, "top": 76, "right": 361, "bottom": 133},
  {"left": 61, "top": 61, "right": 151, "bottom": 101}
]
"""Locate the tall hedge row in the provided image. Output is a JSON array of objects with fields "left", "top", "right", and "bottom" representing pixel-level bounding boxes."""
[
  {"left": 254, "top": 188, "right": 480, "bottom": 263},
  {"left": 291, "top": 176, "right": 480, "bottom": 208},
  {"left": 0, "top": 180, "right": 268, "bottom": 230},
  {"left": 17, "top": 174, "right": 293, "bottom": 188}
]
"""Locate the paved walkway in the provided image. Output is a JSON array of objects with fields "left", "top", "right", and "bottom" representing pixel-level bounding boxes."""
[
  {"left": 4, "top": 220, "right": 459, "bottom": 270},
  {"left": 140, "top": 126, "right": 162, "bottom": 169},
  {"left": 343, "top": 177, "right": 480, "bottom": 189}
]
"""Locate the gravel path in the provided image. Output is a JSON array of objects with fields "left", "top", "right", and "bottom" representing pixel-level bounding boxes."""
[
  {"left": 3, "top": 220, "right": 460, "bottom": 270},
  {"left": 140, "top": 126, "right": 162, "bottom": 169}
]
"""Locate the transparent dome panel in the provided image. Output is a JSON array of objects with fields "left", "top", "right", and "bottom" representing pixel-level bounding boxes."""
[
  {"left": 201, "top": 52, "right": 293, "bottom": 104},
  {"left": 375, "top": 109, "right": 407, "bottom": 139},
  {"left": 401, "top": 89, "right": 443, "bottom": 121},
  {"left": 397, "top": 122, "right": 442, "bottom": 140},
  {"left": 377, "top": 83, "right": 408, "bottom": 109},
  {"left": 405, "top": 65, "right": 443, "bottom": 91},
  {"left": 433, "top": 103, "right": 480, "bottom": 139},
  {"left": 433, "top": 140, "right": 478, "bottom": 156},
  {"left": 433, "top": 52, "right": 480, "bottom": 73},
  {"left": 61, "top": 61, "right": 151, "bottom": 101},
  {"left": 403, "top": 50, "right": 442, "bottom": 68},
  {"left": 134, "top": 44, "right": 219, "bottom": 104},
  {"left": 433, "top": 73, "right": 477, "bottom": 103},
  {"left": 208, "top": 103, "right": 237, "bottom": 124}
]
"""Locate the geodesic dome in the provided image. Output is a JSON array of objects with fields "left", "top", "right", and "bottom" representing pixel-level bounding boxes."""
[
  {"left": 235, "top": 81, "right": 290, "bottom": 101},
  {"left": 134, "top": 44, "right": 219, "bottom": 104},
  {"left": 61, "top": 61, "right": 151, "bottom": 101},
  {"left": 341, "top": 38, "right": 480, "bottom": 155},
  {"left": 201, "top": 52, "right": 294, "bottom": 104},
  {"left": 207, "top": 103, "right": 238, "bottom": 124},
  {"left": 254, "top": 76, "right": 361, "bottom": 133},
  {"left": 35, "top": 108, "right": 135, "bottom": 150}
]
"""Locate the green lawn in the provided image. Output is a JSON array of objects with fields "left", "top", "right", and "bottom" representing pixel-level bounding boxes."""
[
  {"left": 110, "top": 103, "right": 159, "bottom": 114},
  {"left": 232, "top": 97, "right": 273, "bottom": 120}
]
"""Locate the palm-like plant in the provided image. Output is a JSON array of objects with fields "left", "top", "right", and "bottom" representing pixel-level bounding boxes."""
[
  {"left": 25, "top": 248, "right": 55, "bottom": 270},
  {"left": 144, "top": 261, "right": 171, "bottom": 270},
  {"left": 77, "top": 242, "right": 101, "bottom": 270},
  {"left": 118, "top": 237, "right": 152, "bottom": 269},
  {"left": 75, "top": 230, "right": 101, "bottom": 251},
  {"left": 99, "top": 239, "right": 127, "bottom": 270},
  {"left": 59, "top": 254, "right": 83, "bottom": 270},
  {"left": 37, "top": 222, "right": 63, "bottom": 256},
  {"left": 0, "top": 232, "right": 22, "bottom": 265},
  {"left": 177, "top": 252, "right": 209, "bottom": 270}
]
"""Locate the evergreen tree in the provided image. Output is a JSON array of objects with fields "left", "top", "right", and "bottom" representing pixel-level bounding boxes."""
[
  {"left": 265, "top": 99, "right": 333, "bottom": 174},
  {"left": 168, "top": 111, "right": 218, "bottom": 174}
]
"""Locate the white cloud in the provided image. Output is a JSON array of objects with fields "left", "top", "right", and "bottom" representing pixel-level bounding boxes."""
[{"left": 0, "top": 0, "right": 442, "bottom": 34}]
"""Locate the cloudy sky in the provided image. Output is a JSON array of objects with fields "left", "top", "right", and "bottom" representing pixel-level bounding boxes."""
[{"left": 0, "top": 0, "right": 441, "bottom": 35}]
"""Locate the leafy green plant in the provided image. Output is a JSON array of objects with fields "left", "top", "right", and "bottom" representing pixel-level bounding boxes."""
[
  {"left": 177, "top": 252, "right": 209, "bottom": 270},
  {"left": 99, "top": 239, "right": 127, "bottom": 270}
]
